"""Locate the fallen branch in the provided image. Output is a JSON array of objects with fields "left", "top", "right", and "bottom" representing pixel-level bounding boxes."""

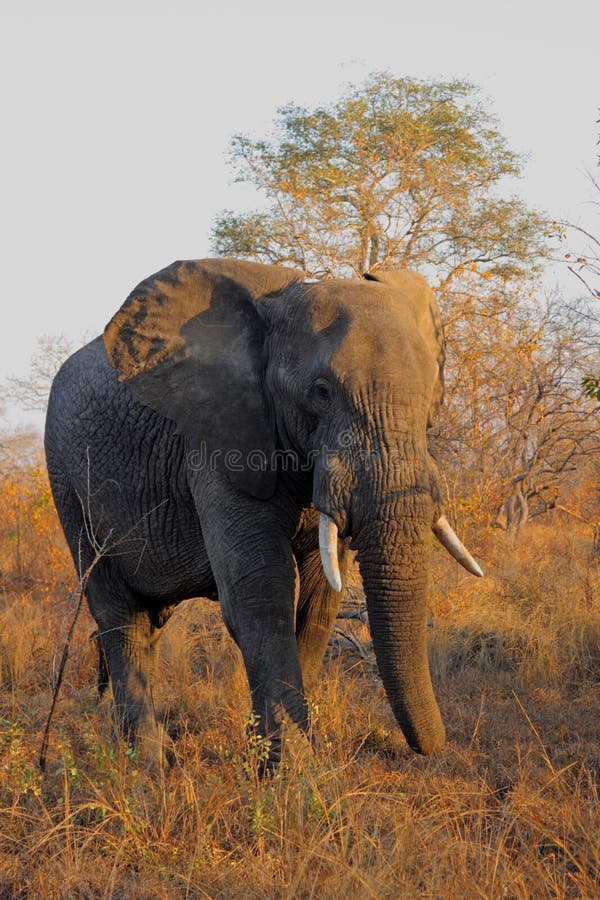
[
  {"left": 39, "top": 550, "right": 105, "bottom": 772},
  {"left": 331, "top": 623, "right": 372, "bottom": 659},
  {"left": 336, "top": 608, "right": 369, "bottom": 626}
]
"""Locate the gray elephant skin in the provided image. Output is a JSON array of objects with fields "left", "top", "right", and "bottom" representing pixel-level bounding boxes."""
[{"left": 45, "top": 258, "right": 481, "bottom": 767}]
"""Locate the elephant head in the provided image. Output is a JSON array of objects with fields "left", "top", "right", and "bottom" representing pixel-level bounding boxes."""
[{"left": 104, "top": 258, "right": 481, "bottom": 755}]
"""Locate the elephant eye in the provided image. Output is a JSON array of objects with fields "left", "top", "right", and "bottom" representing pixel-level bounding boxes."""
[{"left": 311, "top": 379, "right": 332, "bottom": 411}]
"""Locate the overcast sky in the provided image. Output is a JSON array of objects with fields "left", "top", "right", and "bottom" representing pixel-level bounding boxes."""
[{"left": 1, "top": 1, "right": 598, "bottom": 427}]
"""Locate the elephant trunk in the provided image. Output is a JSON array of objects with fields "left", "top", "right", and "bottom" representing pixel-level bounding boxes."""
[
  {"left": 341, "top": 426, "right": 446, "bottom": 754},
  {"left": 313, "top": 406, "right": 466, "bottom": 754},
  {"left": 355, "top": 515, "right": 445, "bottom": 755}
]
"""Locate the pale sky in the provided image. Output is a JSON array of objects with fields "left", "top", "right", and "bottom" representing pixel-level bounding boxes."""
[{"left": 1, "top": 1, "right": 598, "bottom": 427}]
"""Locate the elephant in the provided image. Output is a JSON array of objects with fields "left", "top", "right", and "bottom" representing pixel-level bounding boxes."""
[{"left": 45, "top": 258, "right": 482, "bottom": 767}]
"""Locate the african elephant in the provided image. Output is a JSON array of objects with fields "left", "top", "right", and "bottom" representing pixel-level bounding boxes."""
[{"left": 45, "top": 258, "right": 482, "bottom": 767}]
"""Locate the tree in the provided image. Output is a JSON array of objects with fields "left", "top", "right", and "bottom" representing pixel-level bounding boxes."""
[
  {"left": 212, "top": 72, "right": 549, "bottom": 283},
  {"left": 4, "top": 334, "right": 73, "bottom": 412},
  {"left": 0, "top": 427, "right": 41, "bottom": 476},
  {"left": 434, "top": 289, "right": 600, "bottom": 532}
]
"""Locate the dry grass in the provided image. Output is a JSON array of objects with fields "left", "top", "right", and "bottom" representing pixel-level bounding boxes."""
[{"left": 1, "top": 522, "right": 599, "bottom": 898}]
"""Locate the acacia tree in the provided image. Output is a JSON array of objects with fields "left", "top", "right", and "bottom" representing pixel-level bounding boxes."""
[{"left": 212, "top": 72, "right": 549, "bottom": 282}]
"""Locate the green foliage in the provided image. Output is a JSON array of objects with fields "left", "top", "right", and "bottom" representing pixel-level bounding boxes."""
[
  {"left": 582, "top": 374, "right": 600, "bottom": 402},
  {"left": 212, "top": 72, "right": 549, "bottom": 280},
  {"left": 242, "top": 712, "right": 273, "bottom": 781},
  {"left": 0, "top": 716, "right": 42, "bottom": 799}
]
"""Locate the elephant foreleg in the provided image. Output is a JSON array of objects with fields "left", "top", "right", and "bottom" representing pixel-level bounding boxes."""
[
  {"left": 198, "top": 493, "right": 308, "bottom": 769},
  {"left": 220, "top": 562, "right": 307, "bottom": 767}
]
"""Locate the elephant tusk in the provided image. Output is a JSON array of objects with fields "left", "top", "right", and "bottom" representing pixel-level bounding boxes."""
[
  {"left": 432, "top": 516, "right": 484, "bottom": 577},
  {"left": 319, "top": 513, "right": 343, "bottom": 593}
]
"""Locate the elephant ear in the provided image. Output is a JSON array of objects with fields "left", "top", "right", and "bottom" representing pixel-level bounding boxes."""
[
  {"left": 103, "top": 258, "right": 304, "bottom": 498},
  {"left": 364, "top": 269, "right": 445, "bottom": 423}
]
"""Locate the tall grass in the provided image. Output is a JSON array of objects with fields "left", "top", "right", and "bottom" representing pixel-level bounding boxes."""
[{"left": 1, "top": 521, "right": 599, "bottom": 897}]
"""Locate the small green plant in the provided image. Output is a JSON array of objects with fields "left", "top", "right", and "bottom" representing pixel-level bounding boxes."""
[
  {"left": 582, "top": 374, "right": 600, "bottom": 402},
  {"left": 0, "top": 717, "right": 42, "bottom": 798},
  {"left": 242, "top": 712, "right": 273, "bottom": 781},
  {"left": 56, "top": 745, "right": 81, "bottom": 790}
]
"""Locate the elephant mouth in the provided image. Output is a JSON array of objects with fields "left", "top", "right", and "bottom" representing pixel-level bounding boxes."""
[{"left": 318, "top": 511, "right": 483, "bottom": 593}]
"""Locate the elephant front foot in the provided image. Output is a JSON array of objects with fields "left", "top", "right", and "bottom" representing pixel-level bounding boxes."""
[
  {"left": 112, "top": 712, "right": 175, "bottom": 771},
  {"left": 246, "top": 702, "right": 313, "bottom": 777},
  {"left": 139, "top": 720, "right": 176, "bottom": 770}
]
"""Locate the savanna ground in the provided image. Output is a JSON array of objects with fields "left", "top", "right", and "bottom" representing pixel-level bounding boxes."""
[{"left": 1, "top": 464, "right": 599, "bottom": 899}]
